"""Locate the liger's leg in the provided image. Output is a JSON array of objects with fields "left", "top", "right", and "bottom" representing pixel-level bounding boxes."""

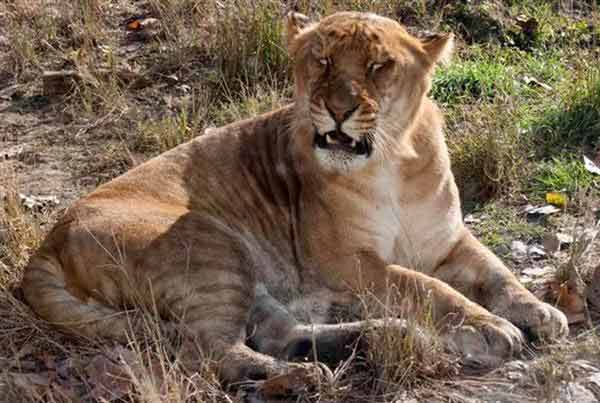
[{"left": 431, "top": 231, "right": 568, "bottom": 341}]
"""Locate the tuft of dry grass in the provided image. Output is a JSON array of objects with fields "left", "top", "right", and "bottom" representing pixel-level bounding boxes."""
[
  {"left": 0, "top": 288, "right": 231, "bottom": 403},
  {"left": 0, "top": 179, "right": 44, "bottom": 286},
  {"left": 353, "top": 285, "right": 459, "bottom": 399},
  {"left": 213, "top": 79, "right": 291, "bottom": 126},
  {"left": 444, "top": 93, "right": 545, "bottom": 205}
]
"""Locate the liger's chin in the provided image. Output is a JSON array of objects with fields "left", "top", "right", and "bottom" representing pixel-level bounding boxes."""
[{"left": 312, "top": 127, "right": 373, "bottom": 173}]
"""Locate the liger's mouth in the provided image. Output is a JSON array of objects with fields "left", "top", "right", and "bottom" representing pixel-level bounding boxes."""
[{"left": 313, "top": 129, "right": 373, "bottom": 157}]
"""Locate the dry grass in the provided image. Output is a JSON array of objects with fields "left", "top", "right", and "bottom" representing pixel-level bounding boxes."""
[
  {"left": 0, "top": 177, "right": 44, "bottom": 285},
  {"left": 357, "top": 286, "right": 458, "bottom": 397}
]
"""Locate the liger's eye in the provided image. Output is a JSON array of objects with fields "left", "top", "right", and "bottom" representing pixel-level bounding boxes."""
[{"left": 369, "top": 62, "right": 384, "bottom": 73}]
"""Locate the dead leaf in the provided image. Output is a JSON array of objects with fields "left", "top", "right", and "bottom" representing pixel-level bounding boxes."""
[
  {"left": 584, "top": 155, "right": 600, "bottom": 175},
  {"left": 522, "top": 75, "right": 552, "bottom": 91},
  {"left": 127, "top": 19, "right": 142, "bottom": 30},
  {"left": 552, "top": 281, "right": 586, "bottom": 325},
  {"left": 259, "top": 367, "right": 316, "bottom": 397},
  {"left": 526, "top": 204, "right": 561, "bottom": 216}
]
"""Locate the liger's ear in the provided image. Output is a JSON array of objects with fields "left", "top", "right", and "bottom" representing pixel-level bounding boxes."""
[
  {"left": 422, "top": 33, "right": 454, "bottom": 66},
  {"left": 286, "top": 12, "right": 311, "bottom": 50}
]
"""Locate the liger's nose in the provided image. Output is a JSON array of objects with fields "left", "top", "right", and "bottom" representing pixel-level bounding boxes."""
[{"left": 325, "top": 101, "right": 359, "bottom": 124}]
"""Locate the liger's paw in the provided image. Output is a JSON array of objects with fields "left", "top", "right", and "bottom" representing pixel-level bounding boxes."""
[
  {"left": 445, "top": 314, "right": 524, "bottom": 369},
  {"left": 258, "top": 362, "right": 333, "bottom": 398},
  {"left": 511, "top": 300, "right": 569, "bottom": 342}
]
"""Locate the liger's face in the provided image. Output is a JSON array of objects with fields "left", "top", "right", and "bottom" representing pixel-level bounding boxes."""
[{"left": 291, "top": 13, "right": 440, "bottom": 173}]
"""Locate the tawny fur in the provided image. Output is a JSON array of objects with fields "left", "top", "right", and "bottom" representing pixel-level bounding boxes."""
[{"left": 22, "top": 12, "right": 567, "bottom": 385}]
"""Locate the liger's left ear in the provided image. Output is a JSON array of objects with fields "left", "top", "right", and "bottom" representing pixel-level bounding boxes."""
[
  {"left": 422, "top": 33, "right": 454, "bottom": 66},
  {"left": 286, "top": 12, "right": 311, "bottom": 51}
]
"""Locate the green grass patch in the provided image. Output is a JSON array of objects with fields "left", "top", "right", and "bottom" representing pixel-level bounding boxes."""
[
  {"left": 532, "top": 157, "right": 599, "bottom": 196},
  {"left": 529, "top": 70, "right": 600, "bottom": 156},
  {"left": 432, "top": 45, "right": 566, "bottom": 105},
  {"left": 470, "top": 203, "right": 544, "bottom": 250},
  {"left": 431, "top": 60, "right": 512, "bottom": 104}
]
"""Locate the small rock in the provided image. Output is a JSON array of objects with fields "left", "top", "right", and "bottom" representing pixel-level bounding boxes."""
[
  {"left": 520, "top": 266, "right": 555, "bottom": 288},
  {"left": 1, "top": 145, "right": 25, "bottom": 160},
  {"left": 544, "top": 232, "right": 574, "bottom": 253},
  {"left": 586, "top": 263, "right": 600, "bottom": 311},
  {"left": 522, "top": 266, "right": 555, "bottom": 277},
  {"left": 42, "top": 70, "right": 81, "bottom": 96},
  {"left": 18, "top": 193, "right": 60, "bottom": 211},
  {"left": 164, "top": 74, "right": 179, "bottom": 85},
  {"left": 520, "top": 203, "right": 535, "bottom": 214},
  {"left": 464, "top": 214, "right": 481, "bottom": 224},
  {"left": 503, "top": 360, "right": 529, "bottom": 372},
  {"left": 585, "top": 372, "right": 600, "bottom": 396},
  {"left": 500, "top": 360, "right": 529, "bottom": 382},
  {"left": 494, "top": 243, "right": 511, "bottom": 257},
  {"left": 511, "top": 240, "right": 528, "bottom": 261},
  {"left": 542, "top": 233, "right": 561, "bottom": 254},
  {"left": 583, "top": 227, "right": 599, "bottom": 244},
  {"left": 0, "top": 84, "right": 23, "bottom": 100},
  {"left": 528, "top": 245, "right": 546, "bottom": 260},
  {"left": 177, "top": 84, "right": 191, "bottom": 94},
  {"left": 571, "top": 360, "right": 600, "bottom": 374},
  {"left": 558, "top": 382, "right": 596, "bottom": 403},
  {"left": 556, "top": 233, "right": 574, "bottom": 245}
]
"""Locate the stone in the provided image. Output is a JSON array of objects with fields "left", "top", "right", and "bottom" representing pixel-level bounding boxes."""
[
  {"left": 42, "top": 70, "right": 81, "bottom": 96},
  {"left": 558, "top": 383, "right": 596, "bottom": 403},
  {"left": 511, "top": 240, "right": 528, "bottom": 261},
  {"left": 528, "top": 245, "right": 546, "bottom": 260}
]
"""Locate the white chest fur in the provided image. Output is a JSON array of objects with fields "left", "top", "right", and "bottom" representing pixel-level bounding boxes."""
[{"left": 362, "top": 165, "right": 462, "bottom": 273}]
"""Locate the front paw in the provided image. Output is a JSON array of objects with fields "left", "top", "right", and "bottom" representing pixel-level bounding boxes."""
[
  {"left": 444, "top": 314, "right": 524, "bottom": 369},
  {"left": 258, "top": 362, "right": 333, "bottom": 397},
  {"left": 503, "top": 300, "right": 569, "bottom": 342}
]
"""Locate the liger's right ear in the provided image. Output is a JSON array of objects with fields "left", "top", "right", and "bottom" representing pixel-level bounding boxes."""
[{"left": 286, "top": 12, "right": 311, "bottom": 51}]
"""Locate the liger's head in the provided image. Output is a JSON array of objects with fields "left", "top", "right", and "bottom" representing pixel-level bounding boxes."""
[{"left": 287, "top": 12, "right": 453, "bottom": 173}]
